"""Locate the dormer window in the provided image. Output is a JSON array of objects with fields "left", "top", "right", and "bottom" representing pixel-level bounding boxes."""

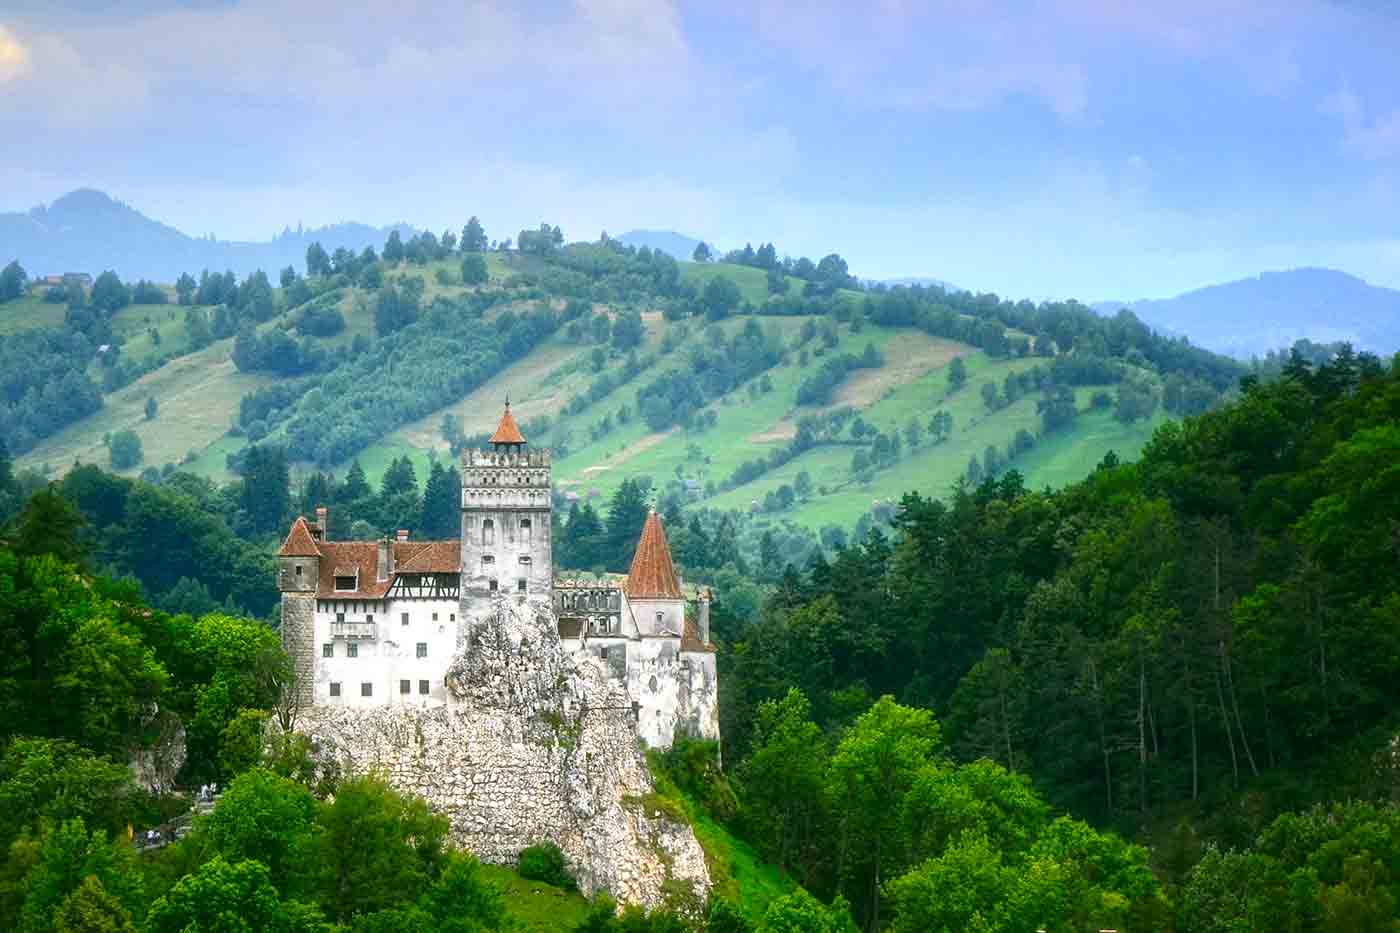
[{"left": 334, "top": 571, "right": 357, "bottom": 592}]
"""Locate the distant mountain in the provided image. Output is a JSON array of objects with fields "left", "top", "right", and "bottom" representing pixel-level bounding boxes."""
[
  {"left": 0, "top": 189, "right": 416, "bottom": 282},
  {"left": 1094, "top": 268, "right": 1400, "bottom": 359},
  {"left": 616, "top": 229, "right": 704, "bottom": 261}
]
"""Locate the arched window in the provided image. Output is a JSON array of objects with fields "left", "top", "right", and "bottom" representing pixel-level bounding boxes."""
[
  {"left": 520, "top": 518, "right": 532, "bottom": 545},
  {"left": 482, "top": 519, "right": 494, "bottom": 546}
]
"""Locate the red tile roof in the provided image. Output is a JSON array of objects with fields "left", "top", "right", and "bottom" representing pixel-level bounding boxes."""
[
  {"left": 394, "top": 540, "right": 460, "bottom": 573},
  {"left": 302, "top": 538, "right": 463, "bottom": 598},
  {"left": 681, "top": 617, "right": 715, "bottom": 653},
  {"left": 278, "top": 517, "right": 322, "bottom": 557},
  {"left": 490, "top": 403, "right": 526, "bottom": 445},
  {"left": 319, "top": 543, "right": 390, "bottom": 598},
  {"left": 625, "top": 511, "right": 683, "bottom": 600}
]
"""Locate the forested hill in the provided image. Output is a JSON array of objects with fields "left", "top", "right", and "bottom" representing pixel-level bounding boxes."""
[
  {"left": 2, "top": 219, "right": 1256, "bottom": 556},
  {"left": 0, "top": 189, "right": 415, "bottom": 282},
  {"left": 720, "top": 349, "right": 1400, "bottom": 904}
]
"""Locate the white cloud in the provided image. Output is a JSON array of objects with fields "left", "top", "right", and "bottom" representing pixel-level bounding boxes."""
[
  {"left": 2, "top": 0, "right": 693, "bottom": 128},
  {"left": 1325, "top": 87, "right": 1400, "bottom": 160}
]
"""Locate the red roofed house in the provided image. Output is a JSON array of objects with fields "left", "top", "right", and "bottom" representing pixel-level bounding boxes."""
[{"left": 277, "top": 403, "right": 719, "bottom": 750}]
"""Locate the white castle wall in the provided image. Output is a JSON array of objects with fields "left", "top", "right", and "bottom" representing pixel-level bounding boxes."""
[
  {"left": 312, "top": 596, "right": 460, "bottom": 707},
  {"left": 296, "top": 597, "right": 711, "bottom": 909}
]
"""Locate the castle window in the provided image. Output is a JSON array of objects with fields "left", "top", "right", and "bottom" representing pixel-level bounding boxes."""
[
  {"left": 336, "top": 612, "right": 345, "bottom": 624},
  {"left": 419, "top": 680, "right": 430, "bottom": 695},
  {"left": 600, "top": 646, "right": 610, "bottom": 659},
  {"left": 489, "top": 578, "right": 498, "bottom": 592},
  {"left": 417, "top": 642, "right": 428, "bottom": 658},
  {"left": 450, "top": 613, "right": 456, "bottom": 622},
  {"left": 347, "top": 643, "right": 358, "bottom": 658},
  {"left": 401, "top": 612, "right": 409, "bottom": 626},
  {"left": 519, "top": 555, "right": 531, "bottom": 565},
  {"left": 482, "top": 555, "right": 495, "bottom": 564},
  {"left": 482, "top": 519, "right": 494, "bottom": 546},
  {"left": 329, "top": 682, "right": 341, "bottom": 697},
  {"left": 656, "top": 611, "right": 664, "bottom": 625},
  {"left": 322, "top": 643, "right": 332, "bottom": 658},
  {"left": 517, "top": 578, "right": 527, "bottom": 593},
  {"left": 366, "top": 614, "right": 374, "bottom": 624},
  {"left": 400, "top": 679, "right": 410, "bottom": 694},
  {"left": 361, "top": 682, "right": 373, "bottom": 697},
  {"left": 521, "top": 518, "right": 532, "bottom": 544},
  {"left": 432, "top": 612, "right": 438, "bottom": 621},
  {"left": 295, "top": 564, "right": 303, "bottom": 577}
]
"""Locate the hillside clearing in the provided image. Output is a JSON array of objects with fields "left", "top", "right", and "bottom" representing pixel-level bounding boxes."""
[
  {"left": 16, "top": 338, "right": 274, "bottom": 477},
  {"left": 830, "top": 333, "right": 967, "bottom": 407}
]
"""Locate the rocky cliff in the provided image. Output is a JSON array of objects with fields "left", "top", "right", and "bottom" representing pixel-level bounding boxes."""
[{"left": 294, "top": 595, "right": 710, "bottom": 909}]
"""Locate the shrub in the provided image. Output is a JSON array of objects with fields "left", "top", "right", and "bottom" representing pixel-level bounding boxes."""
[{"left": 517, "top": 840, "right": 576, "bottom": 890}]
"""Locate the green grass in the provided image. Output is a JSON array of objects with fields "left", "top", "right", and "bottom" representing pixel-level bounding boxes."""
[
  {"left": 0, "top": 294, "right": 67, "bottom": 334},
  {"left": 641, "top": 756, "right": 796, "bottom": 921},
  {"left": 478, "top": 864, "right": 593, "bottom": 931},
  {"left": 687, "top": 806, "right": 795, "bottom": 920},
  {"left": 329, "top": 314, "right": 1168, "bottom": 530},
  {"left": 15, "top": 337, "right": 274, "bottom": 479},
  {"left": 108, "top": 302, "right": 199, "bottom": 364},
  {"left": 678, "top": 261, "right": 800, "bottom": 304}
]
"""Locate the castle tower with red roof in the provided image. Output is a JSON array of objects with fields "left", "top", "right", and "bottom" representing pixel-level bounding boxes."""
[
  {"left": 277, "top": 401, "right": 717, "bottom": 749},
  {"left": 459, "top": 402, "right": 553, "bottom": 612}
]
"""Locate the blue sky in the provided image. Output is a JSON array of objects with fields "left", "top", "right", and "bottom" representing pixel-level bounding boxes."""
[{"left": 1, "top": 0, "right": 1397, "bottom": 299}]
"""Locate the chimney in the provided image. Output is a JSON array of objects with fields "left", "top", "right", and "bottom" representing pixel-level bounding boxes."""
[
  {"left": 698, "top": 588, "right": 711, "bottom": 644},
  {"left": 396, "top": 529, "right": 409, "bottom": 543},
  {"left": 315, "top": 506, "right": 328, "bottom": 541},
  {"left": 377, "top": 537, "right": 392, "bottom": 582}
]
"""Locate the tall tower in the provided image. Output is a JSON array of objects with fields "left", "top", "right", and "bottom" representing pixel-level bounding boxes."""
[
  {"left": 277, "top": 514, "right": 323, "bottom": 708},
  {"left": 459, "top": 403, "right": 553, "bottom": 623}
]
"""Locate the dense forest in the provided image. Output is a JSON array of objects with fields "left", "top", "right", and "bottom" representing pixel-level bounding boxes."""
[{"left": 5, "top": 221, "right": 1400, "bottom": 929}]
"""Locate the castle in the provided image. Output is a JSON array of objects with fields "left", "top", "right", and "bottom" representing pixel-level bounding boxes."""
[{"left": 276, "top": 403, "right": 720, "bottom": 750}]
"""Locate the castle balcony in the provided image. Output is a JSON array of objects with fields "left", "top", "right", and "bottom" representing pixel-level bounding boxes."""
[{"left": 331, "top": 620, "right": 377, "bottom": 640}]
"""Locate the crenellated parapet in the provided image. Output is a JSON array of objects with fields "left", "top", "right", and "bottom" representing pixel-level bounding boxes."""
[{"left": 461, "top": 448, "right": 552, "bottom": 468}]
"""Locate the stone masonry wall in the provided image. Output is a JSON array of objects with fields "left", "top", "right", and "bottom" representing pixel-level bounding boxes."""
[
  {"left": 295, "top": 595, "right": 710, "bottom": 909},
  {"left": 281, "top": 593, "right": 316, "bottom": 708}
]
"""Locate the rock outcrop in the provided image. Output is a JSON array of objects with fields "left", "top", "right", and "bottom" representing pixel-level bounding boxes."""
[{"left": 295, "top": 596, "right": 710, "bottom": 909}]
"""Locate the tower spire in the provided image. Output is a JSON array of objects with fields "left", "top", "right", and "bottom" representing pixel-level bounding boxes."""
[{"left": 490, "top": 399, "right": 526, "bottom": 448}]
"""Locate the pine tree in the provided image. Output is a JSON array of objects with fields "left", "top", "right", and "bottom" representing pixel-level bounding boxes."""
[
  {"left": 340, "top": 460, "right": 371, "bottom": 504},
  {"left": 419, "top": 461, "right": 461, "bottom": 539},
  {"left": 605, "top": 480, "right": 650, "bottom": 571}
]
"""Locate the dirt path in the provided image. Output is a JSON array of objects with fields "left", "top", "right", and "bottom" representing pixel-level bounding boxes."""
[
  {"left": 578, "top": 428, "right": 676, "bottom": 475},
  {"left": 832, "top": 335, "right": 966, "bottom": 407}
]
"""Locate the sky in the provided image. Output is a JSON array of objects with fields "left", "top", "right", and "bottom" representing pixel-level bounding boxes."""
[{"left": 1, "top": 0, "right": 1398, "bottom": 300}]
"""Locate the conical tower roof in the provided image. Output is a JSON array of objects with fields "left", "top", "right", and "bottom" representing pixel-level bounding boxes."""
[
  {"left": 490, "top": 401, "right": 526, "bottom": 445},
  {"left": 277, "top": 516, "right": 322, "bottom": 557},
  {"left": 625, "top": 510, "right": 683, "bottom": 599}
]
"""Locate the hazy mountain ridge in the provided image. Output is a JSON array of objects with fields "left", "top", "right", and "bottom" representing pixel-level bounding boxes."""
[
  {"left": 1094, "top": 268, "right": 1400, "bottom": 358},
  {"left": 0, "top": 189, "right": 417, "bottom": 282},
  {"left": 616, "top": 229, "right": 704, "bottom": 261}
]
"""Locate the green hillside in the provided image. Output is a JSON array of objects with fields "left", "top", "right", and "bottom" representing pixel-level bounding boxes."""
[{"left": 8, "top": 240, "right": 1231, "bottom": 539}]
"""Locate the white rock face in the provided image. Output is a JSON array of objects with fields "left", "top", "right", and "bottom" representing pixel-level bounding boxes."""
[
  {"left": 295, "top": 595, "right": 711, "bottom": 909},
  {"left": 129, "top": 705, "right": 186, "bottom": 796}
]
